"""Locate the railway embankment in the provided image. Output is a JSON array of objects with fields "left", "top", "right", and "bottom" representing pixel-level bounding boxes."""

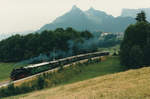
[{"left": 0, "top": 56, "right": 124, "bottom": 98}]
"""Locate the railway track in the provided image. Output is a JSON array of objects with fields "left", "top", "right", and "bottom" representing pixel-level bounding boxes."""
[
  {"left": 0, "top": 56, "right": 103, "bottom": 88},
  {"left": 0, "top": 81, "right": 10, "bottom": 88}
]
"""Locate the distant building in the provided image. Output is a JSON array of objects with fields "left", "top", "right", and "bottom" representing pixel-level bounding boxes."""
[
  {"left": 114, "top": 32, "right": 124, "bottom": 39},
  {"left": 101, "top": 32, "right": 111, "bottom": 37}
]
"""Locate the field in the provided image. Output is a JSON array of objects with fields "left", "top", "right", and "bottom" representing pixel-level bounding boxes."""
[
  {"left": 0, "top": 63, "right": 25, "bottom": 82},
  {"left": 0, "top": 63, "right": 16, "bottom": 82},
  {"left": 5, "top": 66, "right": 150, "bottom": 99}
]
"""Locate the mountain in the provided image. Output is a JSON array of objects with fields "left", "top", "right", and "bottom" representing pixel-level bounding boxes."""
[
  {"left": 85, "top": 7, "right": 135, "bottom": 32},
  {"left": 121, "top": 8, "right": 150, "bottom": 21},
  {"left": 39, "top": 6, "right": 98, "bottom": 32},
  {"left": 39, "top": 6, "right": 136, "bottom": 33}
]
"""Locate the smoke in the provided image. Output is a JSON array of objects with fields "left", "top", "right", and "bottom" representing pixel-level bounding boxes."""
[
  {"left": 14, "top": 54, "right": 50, "bottom": 67},
  {"left": 15, "top": 49, "right": 73, "bottom": 66},
  {"left": 67, "top": 33, "right": 100, "bottom": 53},
  {"left": 77, "top": 36, "right": 99, "bottom": 51},
  {"left": 49, "top": 49, "right": 72, "bottom": 60}
]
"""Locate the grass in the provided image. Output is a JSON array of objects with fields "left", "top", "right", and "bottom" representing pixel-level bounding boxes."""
[
  {"left": 98, "top": 45, "right": 120, "bottom": 55},
  {"left": 5, "top": 65, "right": 150, "bottom": 99},
  {"left": 63, "top": 56, "right": 125, "bottom": 84},
  {"left": 15, "top": 56, "right": 124, "bottom": 87},
  {"left": 3, "top": 56, "right": 131, "bottom": 99},
  {"left": 0, "top": 63, "right": 25, "bottom": 82},
  {"left": 0, "top": 63, "right": 16, "bottom": 82}
]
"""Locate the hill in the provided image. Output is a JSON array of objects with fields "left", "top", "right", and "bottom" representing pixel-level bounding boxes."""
[
  {"left": 39, "top": 5, "right": 136, "bottom": 33},
  {"left": 121, "top": 8, "right": 150, "bottom": 21},
  {"left": 4, "top": 58, "right": 150, "bottom": 99}
]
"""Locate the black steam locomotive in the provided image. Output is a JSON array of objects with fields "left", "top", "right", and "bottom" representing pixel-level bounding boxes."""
[{"left": 10, "top": 51, "right": 109, "bottom": 80}]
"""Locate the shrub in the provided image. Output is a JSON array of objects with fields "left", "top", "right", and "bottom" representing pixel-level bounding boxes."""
[{"left": 36, "top": 76, "right": 46, "bottom": 90}]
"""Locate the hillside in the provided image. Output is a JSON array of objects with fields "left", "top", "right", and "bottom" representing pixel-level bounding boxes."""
[
  {"left": 5, "top": 62, "right": 150, "bottom": 99},
  {"left": 39, "top": 5, "right": 136, "bottom": 33}
]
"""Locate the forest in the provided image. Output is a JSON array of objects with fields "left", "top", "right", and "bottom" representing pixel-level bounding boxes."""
[
  {"left": 0, "top": 28, "right": 121, "bottom": 63},
  {"left": 0, "top": 27, "right": 95, "bottom": 62}
]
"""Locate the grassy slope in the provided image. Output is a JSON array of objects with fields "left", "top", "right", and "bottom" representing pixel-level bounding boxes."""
[
  {"left": 5, "top": 56, "right": 133, "bottom": 99},
  {"left": 15, "top": 56, "right": 124, "bottom": 87},
  {"left": 6, "top": 66, "right": 150, "bottom": 99},
  {"left": 0, "top": 63, "right": 16, "bottom": 81},
  {"left": 63, "top": 56, "right": 125, "bottom": 84}
]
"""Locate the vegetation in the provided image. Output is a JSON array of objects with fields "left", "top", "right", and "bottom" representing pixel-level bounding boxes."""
[
  {"left": 0, "top": 63, "right": 18, "bottom": 81},
  {"left": 0, "top": 27, "right": 121, "bottom": 64},
  {"left": 99, "top": 34, "right": 121, "bottom": 48},
  {"left": 0, "top": 27, "right": 93, "bottom": 62},
  {"left": 136, "top": 11, "right": 147, "bottom": 22},
  {"left": 120, "top": 11, "right": 150, "bottom": 68},
  {"left": 98, "top": 45, "right": 120, "bottom": 55},
  {"left": 0, "top": 56, "right": 125, "bottom": 98},
  {"left": 4, "top": 63, "right": 150, "bottom": 99}
]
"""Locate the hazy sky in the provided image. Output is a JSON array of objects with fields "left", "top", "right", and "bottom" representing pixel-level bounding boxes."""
[{"left": 0, "top": 0, "right": 150, "bottom": 33}]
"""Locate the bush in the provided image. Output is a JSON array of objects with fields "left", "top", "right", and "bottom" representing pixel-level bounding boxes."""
[
  {"left": 0, "top": 83, "right": 17, "bottom": 98},
  {"left": 37, "top": 76, "right": 45, "bottom": 89},
  {"left": 7, "top": 84, "right": 16, "bottom": 95}
]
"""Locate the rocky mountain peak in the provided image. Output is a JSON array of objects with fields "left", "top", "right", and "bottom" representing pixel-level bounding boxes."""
[{"left": 71, "top": 5, "right": 81, "bottom": 11}]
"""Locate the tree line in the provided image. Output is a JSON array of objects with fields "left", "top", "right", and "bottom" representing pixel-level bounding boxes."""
[{"left": 0, "top": 28, "right": 93, "bottom": 62}]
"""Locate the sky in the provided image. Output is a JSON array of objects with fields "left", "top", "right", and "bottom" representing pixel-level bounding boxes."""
[{"left": 0, "top": 0, "right": 150, "bottom": 33}]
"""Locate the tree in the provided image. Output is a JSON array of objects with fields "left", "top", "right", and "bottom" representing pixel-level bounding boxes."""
[
  {"left": 129, "top": 45, "right": 143, "bottom": 68},
  {"left": 0, "top": 28, "right": 94, "bottom": 62},
  {"left": 135, "top": 11, "right": 147, "bottom": 22},
  {"left": 120, "top": 12, "right": 150, "bottom": 68}
]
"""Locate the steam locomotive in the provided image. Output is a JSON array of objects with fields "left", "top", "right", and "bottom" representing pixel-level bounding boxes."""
[{"left": 10, "top": 51, "right": 109, "bottom": 80}]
